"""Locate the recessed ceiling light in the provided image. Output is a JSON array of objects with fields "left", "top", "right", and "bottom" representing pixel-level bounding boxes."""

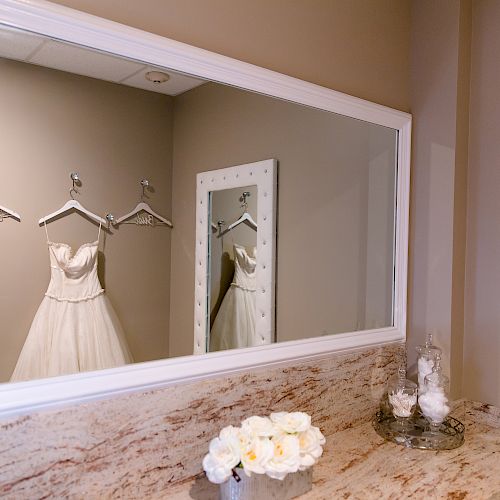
[{"left": 145, "top": 71, "right": 170, "bottom": 84}]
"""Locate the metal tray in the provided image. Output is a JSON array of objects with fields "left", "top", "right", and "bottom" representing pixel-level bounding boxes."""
[{"left": 372, "top": 410, "right": 465, "bottom": 450}]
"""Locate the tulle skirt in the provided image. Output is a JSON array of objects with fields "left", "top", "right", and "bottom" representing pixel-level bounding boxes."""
[
  {"left": 11, "top": 294, "right": 132, "bottom": 382},
  {"left": 210, "top": 284, "right": 256, "bottom": 352}
]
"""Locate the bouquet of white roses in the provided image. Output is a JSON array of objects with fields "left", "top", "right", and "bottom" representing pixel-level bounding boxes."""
[{"left": 202, "top": 411, "right": 326, "bottom": 484}]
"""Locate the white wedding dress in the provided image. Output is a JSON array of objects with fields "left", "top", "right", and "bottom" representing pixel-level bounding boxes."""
[
  {"left": 11, "top": 224, "right": 132, "bottom": 382},
  {"left": 210, "top": 244, "right": 257, "bottom": 351}
]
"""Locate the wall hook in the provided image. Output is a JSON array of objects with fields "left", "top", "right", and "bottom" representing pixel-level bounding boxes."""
[{"left": 69, "top": 172, "right": 81, "bottom": 199}]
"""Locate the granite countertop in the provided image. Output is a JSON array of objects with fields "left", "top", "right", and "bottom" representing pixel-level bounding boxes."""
[{"left": 167, "top": 400, "right": 500, "bottom": 500}]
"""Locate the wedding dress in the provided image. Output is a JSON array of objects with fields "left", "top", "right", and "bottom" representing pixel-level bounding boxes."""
[
  {"left": 11, "top": 223, "right": 132, "bottom": 382},
  {"left": 210, "top": 244, "right": 257, "bottom": 351}
]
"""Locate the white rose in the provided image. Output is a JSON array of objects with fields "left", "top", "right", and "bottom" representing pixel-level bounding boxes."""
[
  {"left": 219, "top": 425, "right": 242, "bottom": 441},
  {"left": 270, "top": 412, "right": 311, "bottom": 434},
  {"left": 264, "top": 434, "right": 301, "bottom": 480},
  {"left": 202, "top": 431, "right": 241, "bottom": 484},
  {"left": 220, "top": 425, "right": 254, "bottom": 454},
  {"left": 241, "top": 416, "right": 276, "bottom": 437},
  {"left": 203, "top": 453, "right": 231, "bottom": 484},
  {"left": 297, "top": 426, "right": 325, "bottom": 470},
  {"left": 240, "top": 436, "right": 274, "bottom": 476}
]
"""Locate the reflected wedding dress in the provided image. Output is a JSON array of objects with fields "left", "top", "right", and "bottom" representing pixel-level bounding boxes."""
[
  {"left": 210, "top": 244, "right": 257, "bottom": 351},
  {"left": 11, "top": 223, "right": 132, "bottom": 382}
]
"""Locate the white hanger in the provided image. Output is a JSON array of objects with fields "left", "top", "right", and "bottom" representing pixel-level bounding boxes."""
[
  {"left": 38, "top": 173, "right": 107, "bottom": 226},
  {"left": 114, "top": 201, "right": 173, "bottom": 226},
  {"left": 227, "top": 211, "right": 257, "bottom": 231},
  {"left": 220, "top": 191, "right": 257, "bottom": 236},
  {"left": 113, "top": 179, "right": 173, "bottom": 227},
  {"left": 0, "top": 204, "right": 21, "bottom": 221}
]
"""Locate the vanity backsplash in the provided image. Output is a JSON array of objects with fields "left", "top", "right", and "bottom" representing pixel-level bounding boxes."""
[{"left": 0, "top": 342, "right": 403, "bottom": 499}]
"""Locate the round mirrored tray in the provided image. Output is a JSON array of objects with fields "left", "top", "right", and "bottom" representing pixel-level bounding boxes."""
[{"left": 373, "top": 410, "right": 465, "bottom": 450}]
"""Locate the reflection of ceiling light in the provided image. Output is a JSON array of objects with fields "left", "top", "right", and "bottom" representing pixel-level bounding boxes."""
[{"left": 145, "top": 71, "right": 170, "bottom": 84}]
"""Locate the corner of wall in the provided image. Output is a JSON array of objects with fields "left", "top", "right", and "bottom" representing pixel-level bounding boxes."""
[
  {"left": 450, "top": 0, "right": 472, "bottom": 400},
  {"left": 407, "top": 0, "right": 472, "bottom": 399}
]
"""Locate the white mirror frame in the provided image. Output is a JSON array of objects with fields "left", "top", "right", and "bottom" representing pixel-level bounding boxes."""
[
  {"left": 0, "top": 0, "right": 411, "bottom": 418},
  {"left": 194, "top": 159, "right": 277, "bottom": 354}
]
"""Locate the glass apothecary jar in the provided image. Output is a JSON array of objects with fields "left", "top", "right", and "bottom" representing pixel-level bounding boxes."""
[
  {"left": 415, "top": 333, "right": 442, "bottom": 393},
  {"left": 387, "top": 366, "right": 418, "bottom": 431},
  {"left": 419, "top": 354, "right": 451, "bottom": 434}
]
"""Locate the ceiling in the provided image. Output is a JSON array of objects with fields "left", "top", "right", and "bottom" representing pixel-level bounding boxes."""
[{"left": 0, "top": 27, "right": 206, "bottom": 96}]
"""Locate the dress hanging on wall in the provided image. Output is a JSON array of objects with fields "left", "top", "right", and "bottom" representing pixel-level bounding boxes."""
[
  {"left": 210, "top": 244, "right": 257, "bottom": 351},
  {"left": 11, "top": 223, "right": 132, "bottom": 382}
]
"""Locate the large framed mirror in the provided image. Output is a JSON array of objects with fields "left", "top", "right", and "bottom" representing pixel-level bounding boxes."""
[{"left": 0, "top": 0, "right": 411, "bottom": 417}]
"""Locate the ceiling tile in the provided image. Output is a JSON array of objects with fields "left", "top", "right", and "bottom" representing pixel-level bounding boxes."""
[
  {"left": 120, "top": 66, "right": 206, "bottom": 96},
  {"left": 29, "top": 41, "right": 145, "bottom": 83},
  {"left": 0, "top": 28, "right": 44, "bottom": 61}
]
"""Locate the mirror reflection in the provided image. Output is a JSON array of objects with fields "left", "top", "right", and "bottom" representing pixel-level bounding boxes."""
[
  {"left": 0, "top": 25, "right": 398, "bottom": 384},
  {"left": 209, "top": 186, "right": 258, "bottom": 352}
]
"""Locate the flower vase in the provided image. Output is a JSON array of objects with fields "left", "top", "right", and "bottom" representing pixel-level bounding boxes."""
[{"left": 219, "top": 468, "right": 313, "bottom": 500}]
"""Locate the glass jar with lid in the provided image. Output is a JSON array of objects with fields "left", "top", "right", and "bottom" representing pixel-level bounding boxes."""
[
  {"left": 415, "top": 333, "right": 441, "bottom": 394},
  {"left": 387, "top": 366, "right": 418, "bottom": 431},
  {"left": 419, "top": 354, "right": 450, "bottom": 434}
]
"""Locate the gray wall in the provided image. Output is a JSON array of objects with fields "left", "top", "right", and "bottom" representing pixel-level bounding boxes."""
[
  {"left": 464, "top": 0, "right": 500, "bottom": 406},
  {"left": 407, "top": 0, "right": 472, "bottom": 399}
]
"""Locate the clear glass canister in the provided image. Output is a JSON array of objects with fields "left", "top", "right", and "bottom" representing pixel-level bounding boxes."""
[
  {"left": 415, "top": 333, "right": 442, "bottom": 393},
  {"left": 387, "top": 366, "right": 418, "bottom": 431},
  {"left": 419, "top": 354, "right": 450, "bottom": 433}
]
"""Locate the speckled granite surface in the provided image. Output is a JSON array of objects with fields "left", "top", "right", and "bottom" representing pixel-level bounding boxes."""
[
  {"left": 0, "top": 343, "right": 403, "bottom": 499},
  {"left": 167, "top": 400, "right": 500, "bottom": 500}
]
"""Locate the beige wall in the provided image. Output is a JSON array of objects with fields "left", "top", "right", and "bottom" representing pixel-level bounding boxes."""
[
  {"left": 464, "top": 0, "right": 500, "bottom": 406},
  {"left": 0, "top": 59, "right": 173, "bottom": 381},
  {"left": 407, "top": 0, "right": 471, "bottom": 398},
  {"left": 169, "top": 83, "right": 396, "bottom": 357},
  {"left": 50, "top": 0, "right": 411, "bottom": 112}
]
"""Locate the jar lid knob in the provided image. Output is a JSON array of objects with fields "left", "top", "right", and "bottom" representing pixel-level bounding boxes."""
[{"left": 425, "top": 332, "right": 433, "bottom": 347}]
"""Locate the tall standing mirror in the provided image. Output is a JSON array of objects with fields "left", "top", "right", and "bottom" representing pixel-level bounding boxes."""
[{"left": 194, "top": 160, "right": 277, "bottom": 355}]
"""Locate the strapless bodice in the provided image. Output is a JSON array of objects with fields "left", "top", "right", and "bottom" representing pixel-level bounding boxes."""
[
  {"left": 45, "top": 241, "right": 104, "bottom": 302},
  {"left": 232, "top": 244, "right": 256, "bottom": 292}
]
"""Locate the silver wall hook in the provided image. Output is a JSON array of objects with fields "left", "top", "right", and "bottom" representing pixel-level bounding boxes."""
[
  {"left": 69, "top": 172, "right": 80, "bottom": 199},
  {"left": 140, "top": 179, "right": 150, "bottom": 201},
  {"left": 240, "top": 191, "right": 251, "bottom": 210}
]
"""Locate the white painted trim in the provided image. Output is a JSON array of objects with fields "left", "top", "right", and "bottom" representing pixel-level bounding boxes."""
[
  {"left": 0, "top": 0, "right": 412, "bottom": 418},
  {"left": 194, "top": 160, "right": 277, "bottom": 354},
  {"left": 1, "top": 331, "right": 404, "bottom": 418}
]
